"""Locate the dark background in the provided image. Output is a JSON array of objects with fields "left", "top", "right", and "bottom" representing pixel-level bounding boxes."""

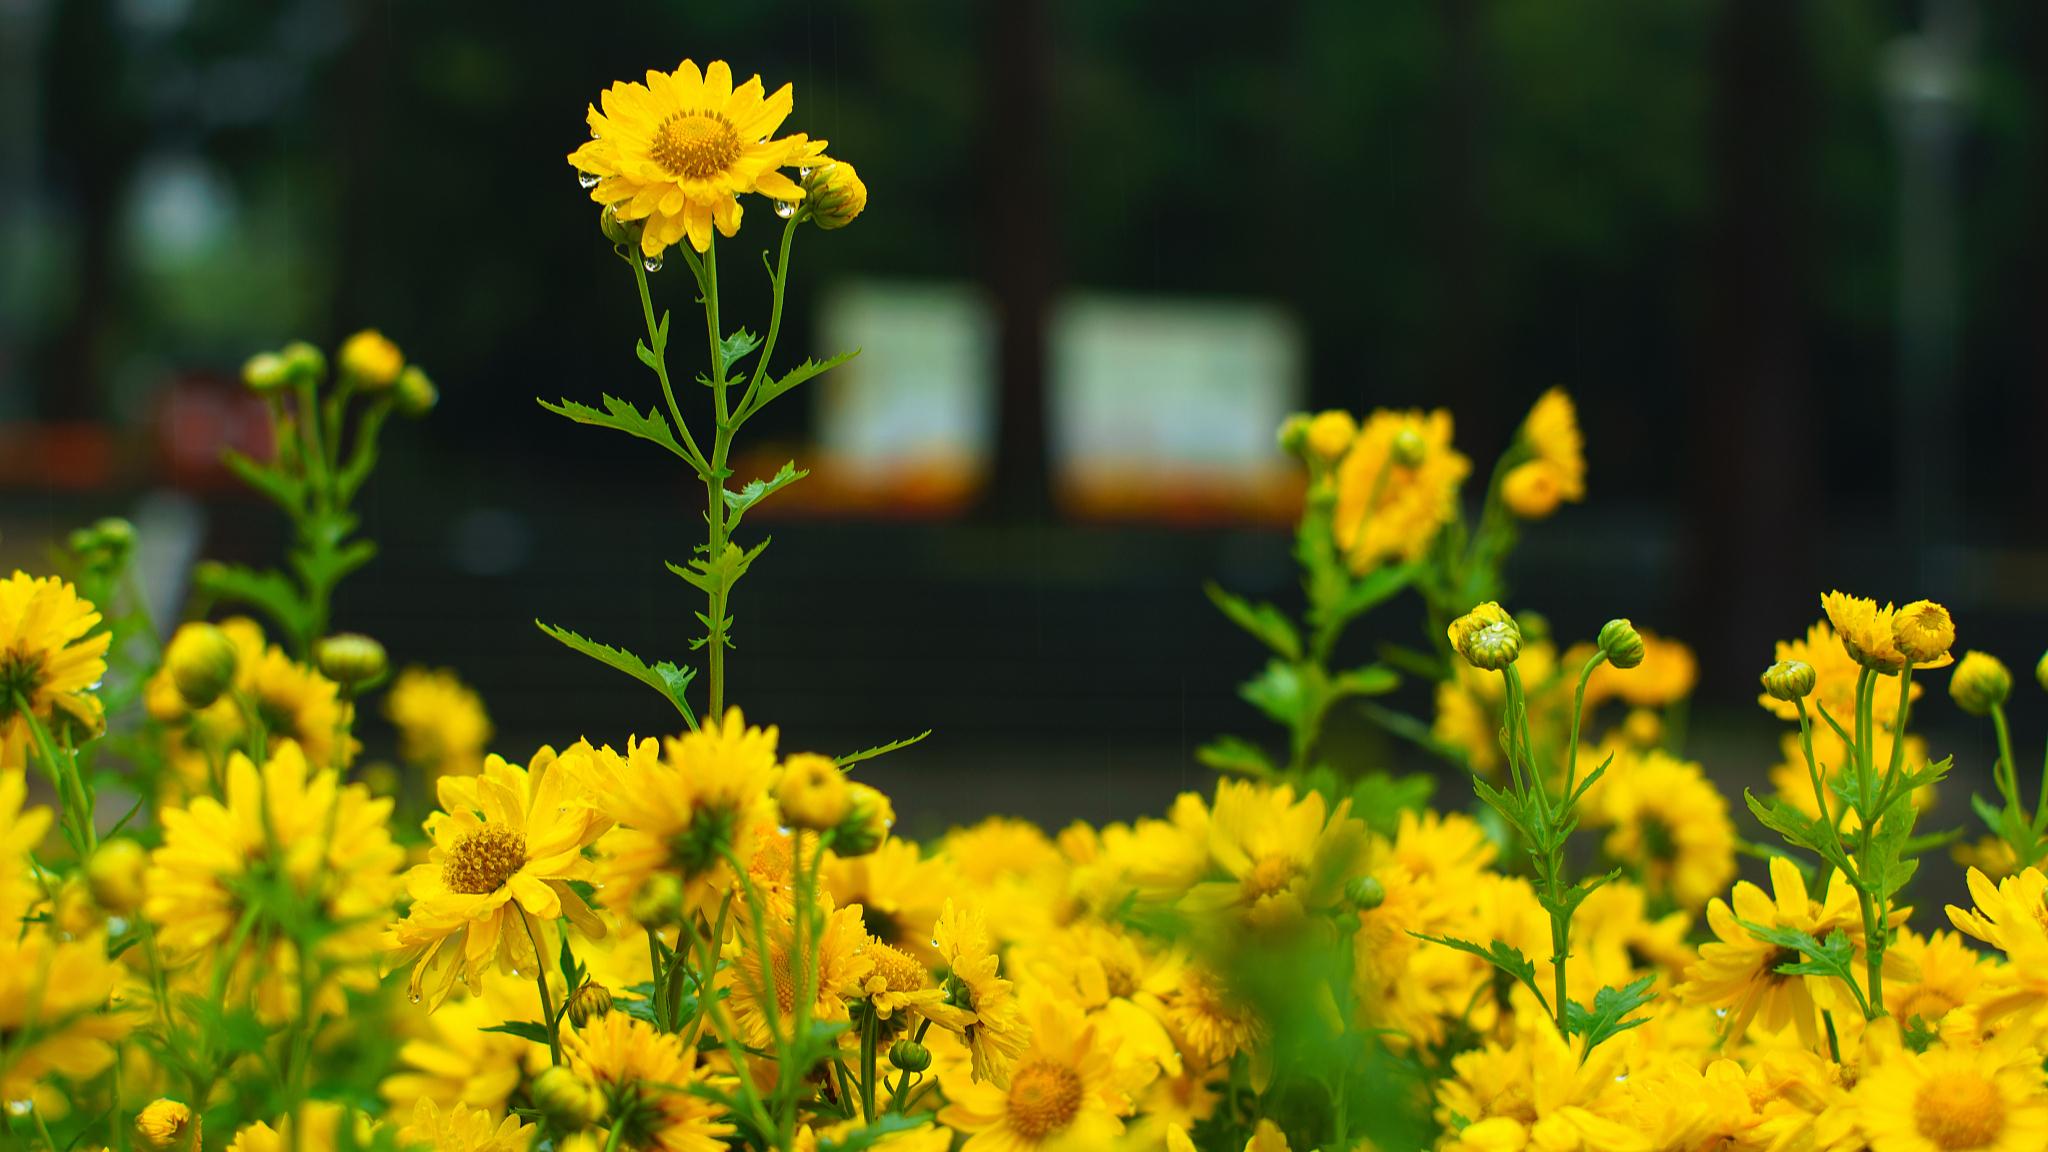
[{"left": 3, "top": 1, "right": 2047, "bottom": 847}]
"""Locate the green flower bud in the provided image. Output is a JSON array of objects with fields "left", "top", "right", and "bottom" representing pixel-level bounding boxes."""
[
  {"left": 1277, "top": 413, "right": 1313, "bottom": 457},
  {"left": 802, "top": 159, "right": 866, "bottom": 230},
  {"left": 314, "top": 633, "right": 387, "bottom": 688},
  {"left": 1347, "top": 875, "right": 1386, "bottom": 911},
  {"left": 164, "top": 623, "right": 239, "bottom": 710},
  {"left": 831, "top": 783, "right": 894, "bottom": 857},
  {"left": 1598, "top": 619, "right": 1646, "bottom": 670},
  {"left": 888, "top": 1039, "right": 932, "bottom": 1073},
  {"left": 600, "top": 203, "right": 643, "bottom": 247},
  {"left": 1760, "top": 659, "right": 1816, "bottom": 702},
  {"left": 1391, "top": 427, "right": 1428, "bottom": 468},
  {"left": 564, "top": 982, "right": 613, "bottom": 1027},
  {"left": 394, "top": 365, "right": 438, "bottom": 419},
  {"left": 1950, "top": 651, "right": 2011, "bottom": 717},
  {"left": 280, "top": 341, "right": 326, "bottom": 386},
  {"left": 243, "top": 351, "right": 291, "bottom": 393}
]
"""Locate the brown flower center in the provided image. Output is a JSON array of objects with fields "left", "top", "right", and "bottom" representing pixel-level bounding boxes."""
[
  {"left": 1915, "top": 1070, "right": 2005, "bottom": 1150},
  {"left": 1006, "top": 1060, "right": 1084, "bottom": 1138},
  {"left": 442, "top": 825, "right": 527, "bottom": 895},
  {"left": 653, "top": 112, "right": 742, "bottom": 179}
]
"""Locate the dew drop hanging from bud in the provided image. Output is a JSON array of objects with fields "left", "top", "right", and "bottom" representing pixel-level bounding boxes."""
[
  {"left": 577, "top": 171, "right": 600, "bottom": 189},
  {"left": 643, "top": 254, "right": 663, "bottom": 273},
  {"left": 799, "top": 167, "right": 812, "bottom": 179},
  {"left": 774, "top": 200, "right": 797, "bottom": 219}
]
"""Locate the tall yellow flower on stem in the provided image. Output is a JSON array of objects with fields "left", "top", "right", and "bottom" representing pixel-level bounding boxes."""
[
  {"left": 1330, "top": 409, "right": 1470, "bottom": 573},
  {"left": 0, "top": 571, "right": 110, "bottom": 772},
  {"left": 563, "top": 1012, "right": 737, "bottom": 1152},
  {"left": 568, "top": 59, "right": 815, "bottom": 256},
  {"left": 386, "top": 748, "right": 610, "bottom": 1016}
]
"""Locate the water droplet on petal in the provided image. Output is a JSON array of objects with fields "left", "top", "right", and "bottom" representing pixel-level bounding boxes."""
[
  {"left": 577, "top": 171, "right": 601, "bottom": 189},
  {"left": 6, "top": 1100, "right": 31, "bottom": 1117},
  {"left": 643, "top": 254, "right": 664, "bottom": 273},
  {"left": 409, "top": 991, "right": 423, "bottom": 1004},
  {"left": 774, "top": 200, "right": 797, "bottom": 219},
  {"left": 799, "top": 167, "right": 812, "bottom": 180}
]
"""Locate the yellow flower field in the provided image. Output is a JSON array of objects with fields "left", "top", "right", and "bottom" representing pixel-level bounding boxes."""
[{"left": 10, "top": 54, "right": 2048, "bottom": 1152}]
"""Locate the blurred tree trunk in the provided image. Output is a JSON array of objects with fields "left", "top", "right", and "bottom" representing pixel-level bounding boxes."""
[
  {"left": 1685, "top": 0, "right": 1817, "bottom": 683},
  {"left": 980, "top": 0, "right": 1055, "bottom": 518}
]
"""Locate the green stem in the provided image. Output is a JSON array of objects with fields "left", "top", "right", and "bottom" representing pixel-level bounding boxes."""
[
  {"left": 737, "top": 216, "right": 802, "bottom": 421},
  {"left": 520, "top": 912, "right": 563, "bottom": 1064},
  {"left": 1989, "top": 703, "right": 2027, "bottom": 855},
  {"left": 860, "top": 1008, "right": 880, "bottom": 1123},
  {"left": 698, "top": 240, "right": 734, "bottom": 720},
  {"left": 630, "top": 253, "right": 709, "bottom": 472},
  {"left": 1564, "top": 652, "right": 1607, "bottom": 802},
  {"left": 16, "top": 695, "right": 93, "bottom": 855}
]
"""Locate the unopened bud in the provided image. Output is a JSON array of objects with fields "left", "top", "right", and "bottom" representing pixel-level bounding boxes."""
[
  {"left": 1346, "top": 875, "right": 1386, "bottom": 911},
  {"left": 1893, "top": 600, "right": 1955, "bottom": 666},
  {"left": 87, "top": 838, "right": 148, "bottom": 913},
  {"left": 315, "top": 633, "right": 387, "bottom": 688},
  {"left": 832, "top": 782, "right": 894, "bottom": 857},
  {"left": 339, "top": 329, "right": 404, "bottom": 390},
  {"left": 564, "top": 982, "right": 613, "bottom": 1027},
  {"left": 391, "top": 365, "right": 438, "bottom": 419},
  {"left": 1449, "top": 603, "right": 1520, "bottom": 672},
  {"left": 164, "top": 623, "right": 239, "bottom": 710},
  {"left": 1598, "top": 619, "right": 1646, "bottom": 670},
  {"left": 531, "top": 1066, "right": 605, "bottom": 1130},
  {"left": 242, "top": 351, "right": 290, "bottom": 393},
  {"left": 600, "top": 203, "right": 643, "bottom": 247},
  {"left": 1760, "top": 659, "right": 1816, "bottom": 702},
  {"left": 888, "top": 1039, "right": 931, "bottom": 1073},
  {"left": 1390, "top": 426, "right": 1428, "bottom": 469},
  {"left": 1501, "top": 461, "right": 1563, "bottom": 520},
  {"left": 802, "top": 159, "right": 867, "bottom": 230},
  {"left": 1950, "top": 651, "right": 2011, "bottom": 717},
  {"left": 280, "top": 341, "right": 327, "bottom": 386},
  {"left": 1277, "top": 413, "right": 1313, "bottom": 457},
  {"left": 135, "top": 1099, "right": 197, "bottom": 1150},
  {"left": 777, "top": 753, "right": 851, "bottom": 831},
  {"left": 1304, "top": 411, "right": 1356, "bottom": 463}
]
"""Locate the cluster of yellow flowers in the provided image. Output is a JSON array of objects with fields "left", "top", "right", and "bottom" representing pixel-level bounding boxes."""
[{"left": 15, "top": 51, "right": 2048, "bottom": 1152}]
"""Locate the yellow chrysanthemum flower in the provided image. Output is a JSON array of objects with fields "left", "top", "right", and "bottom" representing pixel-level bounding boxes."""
[
  {"left": 1883, "top": 929, "right": 1987, "bottom": 1027},
  {"left": 387, "top": 747, "right": 610, "bottom": 1009},
  {"left": 577, "top": 711, "right": 779, "bottom": 919},
  {"left": 1584, "top": 747, "right": 1736, "bottom": 910},
  {"left": 0, "top": 921, "right": 132, "bottom": 1099},
  {"left": 718, "top": 896, "right": 873, "bottom": 1048},
  {"left": 568, "top": 59, "right": 816, "bottom": 256},
  {"left": 826, "top": 834, "right": 959, "bottom": 965},
  {"left": 1821, "top": 591, "right": 1954, "bottom": 674},
  {"left": 563, "top": 1012, "right": 736, "bottom": 1152},
  {"left": 859, "top": 932, "right": 969, "bottom": 1033},
  {"left": 1854, "top": 1027, "right": 2048, "bottom": 1152},
  {"left": 1676, "top": 856, "right": 1867, "bottom": 1049},
  {"left": 222, "top": 1102, "right": 366, "bottom": 1152},
  {"left": 1330, "top": 409, "right": 1471, "bottom": 574},
  {"left": 0, "top": 571, "right": 110, "bottom": 771},
  {"left": 1162, "top": 964, "right": 1265, "bottom": 1068},
  {"left": 938, "top": 996, "right": 1147, "bottom": 1152},
  {"left": 932, "top": 899, "right": 1030, "bottom": 1086},
  {"left": 144, "top": 740, "right": 403, "bottom": 1017},
  {"left": 395, "top": 1099, "right": 533, "bottom": 1152},
  {"left": 1945, "top": 867, "right": 2048, "bottom": 1023},
  {"left": 1185, "top": 780, "right": 1367, "bottom": 926},
  {"left": 1434, "top": 1017, "right": 1635, "bottom": 1152},
  {"left": 385, "top": 666, "right": 493, "bottom": 778}
]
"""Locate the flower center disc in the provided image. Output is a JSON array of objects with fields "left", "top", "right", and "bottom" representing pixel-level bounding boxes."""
[
  {"left": 443, "top": 825, "right": 527, "bottom": 895},
  {"left": 1006, "top": 1060, "right": 1084, "bottom": 1139},
  {"left": 1914, "top": 1072, "right": 2005, "bottom": 1150},
  {"left": 1244, "top": 854, "right": 1300, "bottom": 901},
  {"left": 653, "top": 112, "right": 742, "bottom": 179}
]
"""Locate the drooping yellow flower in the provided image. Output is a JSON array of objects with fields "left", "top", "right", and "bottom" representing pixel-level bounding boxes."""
[
  {"left": 1675, "top": 856, "right": 1866, "bottom": 1049},
  {"left": 0, "top": 571, "right": 110, "bottom": 771},
  {"left": 1185, "top": 780, "right": 1367, "bottom": 927},
  {"left": 938, "top": 996, "right": 1146, "bottom": 1152},
  {"left": 385, "top": 666, "right": 493, "bottom": 777},
  {"left": 1854, "top": 1026, "right": 2048, "bottom": 1152},
  {"left": 386, "top": 747, "right": 610, "bottom": 1009},
  {"left": 932, "top": 899, "right": 1030, "bottom": 1086},
  {"left": 1519, "top": 387, "right": 1586, "bottom": 501},
  {"left": 576, "top": 711, "right": 779, "bottom": 918},
  {"left": 859, "top": 933, "right": 969, "bottom": 1033},
  {"left": 1584, "top": 747, "right": 1736, "bottom": 910},
  {"left": 568, "top": 60, "right": 815, "bottom": 256},
  {"left": 1821, "top": 591, "right": 1954, "bottom": 674},
  {"left": 1330, "top": 409, "right": 1471, "bottom": 574},
  {"left": 144, "top": 740, "right": 403, "bottom": 1017},
  {"left": 718, "top": 896, "right": 873, "bottom": 1048},
  {"left": 395, "top": 1099, "right": 532, "bottom": 1152},
  {"left": 563, "top": 1012, "right": 736, "bottom": 1152}
]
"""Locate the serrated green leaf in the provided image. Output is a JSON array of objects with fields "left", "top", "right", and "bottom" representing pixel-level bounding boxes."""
[
  {"left": 1564, "top": 975, "right": 1657, "bottom": 1052},
  {"left": 1204, "top": 583, "right": 1302, "bottom": 661},
  {"left": 720, "top": 327, "right": 763, "bottom": 367},
  {"left": 221, "top": 449, "right": 302, "bottom": 510},
  {"left": 1413, "top": 934, "right": 1551, "bottom": 1016},
  {"left": 1196, "top": 735, "right": 1276, "bottom": 778},
  {"left": 1325, "top": 563, "right": 1417, "bottom": 628},
  {"left": 749, "top": 349, "right": 859, "bottom": 413},
  {"left": 635, "top": 339, "right": 659, "bottom": 370},
  {"left": 194, "top": 562, "right": 309, "bottom": 648},
  {"left": 538, "top": 394, "right": 689, "bottom": 461},
  {"left": 820, "top": 1114, "right": 943, "bottom": 1152},
  {"left": 724, "top": 461, "right": 808, "bottom": 530},
  {"left": 291, "top": 536, "right": 376, "bottom": 592},
  {"left": 535, "top": 621, "right": 698, "bottom": 728},
  {"left": 835, "top": 730, "right": 932, "bottom": 768}
]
